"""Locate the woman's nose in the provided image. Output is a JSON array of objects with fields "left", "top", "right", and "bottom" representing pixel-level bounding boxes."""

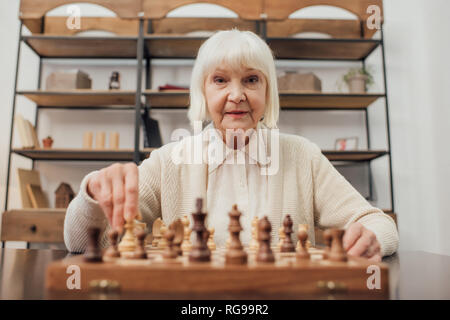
[{"left": 228, "top": 82, "right": 246, "bottom": 103}]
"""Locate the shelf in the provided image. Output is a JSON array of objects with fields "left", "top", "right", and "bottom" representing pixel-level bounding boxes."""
[
  {"left": 144, "top": 36, "right": 381, "bottom": 61},
  {"left": 13, "top": 148, "right": 385, "bottom": 163},
  {"left": 22, "top": 35, "right": 138, "bottom": 59},
  {"left": 17, "top": 90, "right": 136, "bottom": 107},
  {"left": 143, "top": 90, "right": 384, "bottom": 109},
  {"left": 12, "top": 148, "right": 156, "bottom": 161},
  {"left": 144, "top": 35, "right": 207, "bottom": 59},
  {"left": 266, "top": 38, "right": 381, "bottom": 61},
  {"left": 323, "top": 150, "right": 387, "bottom": 162}
]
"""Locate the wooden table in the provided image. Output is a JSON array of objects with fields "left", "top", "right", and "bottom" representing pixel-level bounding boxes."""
[{"left": 1, "top": 248, "right": 449, "bottom": 299}]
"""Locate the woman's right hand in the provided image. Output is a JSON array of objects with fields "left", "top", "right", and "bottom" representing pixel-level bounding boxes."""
[{"left": 87, "top": 163, "right": 138, "bottom": 233}]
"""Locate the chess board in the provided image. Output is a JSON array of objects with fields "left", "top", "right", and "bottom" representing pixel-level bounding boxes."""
[{"left": 45, "top": 246, "right": 389, "bottom": 299}]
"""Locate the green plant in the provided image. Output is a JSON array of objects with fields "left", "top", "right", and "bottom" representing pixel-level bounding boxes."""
[{"left": 343, "top": 67, "right": 374, "bottom": 88}]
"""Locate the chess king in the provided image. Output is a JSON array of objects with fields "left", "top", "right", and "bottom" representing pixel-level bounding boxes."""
[{"left": 65, "top": 30, "right": 398, "bottom": 262}]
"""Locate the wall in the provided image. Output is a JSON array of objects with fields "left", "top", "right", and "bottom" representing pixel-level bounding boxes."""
[
  {"left": 383, "top": 0, "right": 450, "bottom": 255},
  {"left": 1, "top": 1, "right": 448, "bottom": 255}
]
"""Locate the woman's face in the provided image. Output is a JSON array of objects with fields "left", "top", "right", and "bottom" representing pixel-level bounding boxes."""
[{"left": 204, "top": 63, "right": 267, "bottom": 138}]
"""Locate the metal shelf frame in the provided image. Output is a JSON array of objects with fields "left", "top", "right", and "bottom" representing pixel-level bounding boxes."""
[{"left": 3, "top": 15, "right": 395, "bottom": 229}]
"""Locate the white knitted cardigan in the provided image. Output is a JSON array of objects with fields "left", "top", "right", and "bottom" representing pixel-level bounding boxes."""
[{"left": 64, "top": 129, "right": 399, "bottom": 257}]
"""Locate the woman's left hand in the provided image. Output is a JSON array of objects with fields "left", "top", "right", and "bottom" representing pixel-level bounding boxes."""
[{"left": 343, "top": 222, "right": 382, "bottom": 262}]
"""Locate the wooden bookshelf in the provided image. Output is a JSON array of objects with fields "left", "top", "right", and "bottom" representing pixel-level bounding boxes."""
[
  {"left": 17, "top": 90, "right": 136, "bottom": 107},
  {"left": 22, "top": 35, "right": 138, "bottom": 58},
  {"left": 143, "top": 90, "right": 384, "bottom": 109}
]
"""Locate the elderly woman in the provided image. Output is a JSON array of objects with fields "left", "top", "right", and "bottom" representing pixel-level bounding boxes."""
[{"left": 64, "top": 29, "right": 398, "bottom": 261}]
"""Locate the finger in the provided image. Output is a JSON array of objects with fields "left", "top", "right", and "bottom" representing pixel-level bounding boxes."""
[
  {"left": 111, "top": 168, "right": 126, "bottom": 233},
  {"left": 98, "top": 170, "right": 113, "bottom": 226},
  {"left": 363, "top": 240, "right": 381, "bottom": 259},
  {"left": 123, "top": 163, "right": 139, "bottom": 222},
  {"left": 343, "top": 222, "right": 363, "bottom": 251},
  {"left": 368, "top": 253, "right": 382, "bottom": 263},
  {"left": 347, "top": 230, "right": 375, "bottom": 257},
  {"left": 87, "top": 173, "right": 101, "bottom": 200}
]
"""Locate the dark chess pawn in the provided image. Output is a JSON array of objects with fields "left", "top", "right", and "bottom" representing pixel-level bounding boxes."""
[
  {"left": 163, "top": 229, "right": 178, "bottom": 260},
  {"left": 225, "top": 204, "right": 248, "bottom": 265},
  {"left": 189, "top": 198, "right": 211, "bottom": 263},
  {"left": 256, "top": 216, "right": 275, "bottom": 263},
  {"left": 296, "top": 229, "right": 310, "bottom": 260},
  {"left": 327, "top": 229, "right": 348, "bottom": 262},
  {"left": 281, "top": 215, "right": 295, "bottom": 252},
  {"left": 103, "top": 229, "right": 120, "bottom": 259},
  {"left": 132, "top": 230, "right": 148, "bottom": 260},
  {"left": 84, "top": 227, "right": 103, "bottom": 263}
]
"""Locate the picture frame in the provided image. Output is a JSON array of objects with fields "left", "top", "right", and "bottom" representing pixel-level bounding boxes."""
[{"left": 335, "top": 137, "right": 359, "bottom": 151}]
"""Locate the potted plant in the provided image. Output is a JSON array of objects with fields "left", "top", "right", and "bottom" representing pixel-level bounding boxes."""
[
  {"left": 42, "top": 136, "right": 54, "bottom": 149},
  {"left": 343, "top": 67, "right": 374, "bottom": 93}
]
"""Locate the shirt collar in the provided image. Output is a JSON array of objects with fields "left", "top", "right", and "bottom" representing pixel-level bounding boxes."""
[{"left": 204, "top": 122, "right": 271, "bottom": 174}]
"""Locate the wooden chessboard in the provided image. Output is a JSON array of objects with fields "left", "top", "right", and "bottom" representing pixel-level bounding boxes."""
[{"left": 46, "top": 246, "right": 389, "bottom": 299}]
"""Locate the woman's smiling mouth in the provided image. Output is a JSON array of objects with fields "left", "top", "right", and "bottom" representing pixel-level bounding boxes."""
[{"left": 225, "top": 110, "right": 249, "bottom": 119}]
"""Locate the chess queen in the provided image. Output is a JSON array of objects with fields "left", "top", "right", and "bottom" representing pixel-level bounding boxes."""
[{"left": 65, "top": 29, "right": 398, "bottom": 262}]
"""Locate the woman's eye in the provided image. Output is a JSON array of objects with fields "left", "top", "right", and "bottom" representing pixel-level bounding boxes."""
[
  {"left": 213, "top": 77, "right": 225, "bottom": 84},
  {"left": 246, "top": 76, "right": 259, "bottom": 83}
]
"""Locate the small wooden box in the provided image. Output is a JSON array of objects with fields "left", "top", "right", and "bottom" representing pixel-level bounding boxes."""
[
  {"left": 277, "top": 72, "right": 322, "bottom": 92},
  {"left": 46, "top": 70, "right": 92, "bottom": 90}
]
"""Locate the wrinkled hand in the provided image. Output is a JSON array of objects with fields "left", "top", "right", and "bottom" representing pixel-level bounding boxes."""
[
  {"left": 87, "top": 163, "right": 138, "bottom": 233},
  {"left": 343, "top": 222, "right": 381, "bottom": 262}
]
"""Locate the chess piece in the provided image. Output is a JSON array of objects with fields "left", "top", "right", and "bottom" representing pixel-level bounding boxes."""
[
  {"left": 249, "top": 216, "right": 259, "bottom": 250},
  {"left": 327, "top": 229, "right": 347, "bottom": 262},
  {"left": 181, "top": 214, "right": 192, "bottom": 252},
  {"left": 296, "top": 224, "right": 311, "bottom": 250},
  {"left": 159, "top": 224, "right": 168, "bottom": 249},
  {"left": 256, "top": 216, "right": 275, "bottom": 263},
  {"left": 277, "top": 226, "right": 285, "bottom": 251},
  {"left": 84, "top": 227, "right": 103, "bottom": 262},
  {"left": 109, "top": 71, "right": 120, "bottom": 90},
  {"left": 152, "top": 218, "right": 163, "bottom": 247},
  {"left": 163, "top": 229, "right": 178, "bottom": 259},
  {"left": 171, "top": 219, "right": 184, "bottom": 256},
  {"left": 225, "top": 204, "right": 247, "bottom": 265},
  {"left": 207, "top": 227, "right": 216, "bottom": 251},
  {"left": 296, "top": 229, "right": 310, "bottom": 260},
  {"left": 323, "top": 229, "right": 333, "bottom": 259},
  {"left": 132, "top": 230, "right": 148, "bottom": 259},
  {"left": 103, "top": 229, "right": 120, "bottom": 259},
  {"left": 188, "top": 198, "right": 211, "bottom": 263},
  {"left": 281, "top": 215, "right": 295, "bottom": 252},
  {"left": 118, "top": 219, "right": 137, "bottom": 254}
]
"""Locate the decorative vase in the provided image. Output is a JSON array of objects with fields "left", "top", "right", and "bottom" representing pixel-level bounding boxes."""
[
  {"left": 347, "top": 74, "right": 368, "bottom": 93},
  {"left": 42, "top": 137, "right": 54, "bottom": 149}
]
